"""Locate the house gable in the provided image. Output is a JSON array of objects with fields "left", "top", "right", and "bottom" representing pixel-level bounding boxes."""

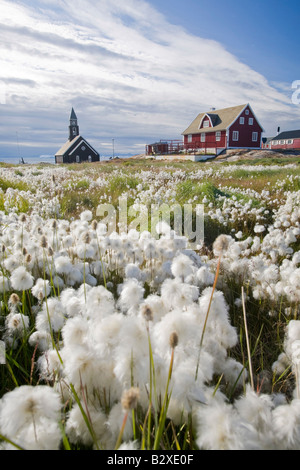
[
  {"left": 182, "top": 104, "right": 247, "bottom": 136},
  {"left": 199, "top": 113, "right": 219, "bottom": 129}
]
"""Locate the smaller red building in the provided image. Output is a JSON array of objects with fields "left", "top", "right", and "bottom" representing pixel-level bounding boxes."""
[
  {"left": 268, "top": 130, "right": 300, "bottom": 151},
  {"left": 182, "top": 103, "right": 264, "bottom": 154}
]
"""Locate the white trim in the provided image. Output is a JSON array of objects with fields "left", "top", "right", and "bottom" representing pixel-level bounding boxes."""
[
  {"left": 198, "top": 113, "right": 214, "bottom": 129},
  {"left": 246, "top": 103, "right": 264, "bottom": 131},
  {"left": 69, "top": 138, "right": 98, "bottom": 156},
  {"left": 232, "top": 130, "right": 239, "bottom": 141}
]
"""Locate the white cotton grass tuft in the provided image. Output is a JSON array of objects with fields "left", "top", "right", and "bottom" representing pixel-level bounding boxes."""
[
  {"left": 35, "top": 297, "right": 66, "bottom": 333},
  {"left": 170, "top": 253, "right": 195, "bottom": 281},
  {"left": 117, "top": 278, "right": 145, "bottom": 314},
  {"left": 195, "top": 398, "right": 260, "bottom": 450},
  {"left": 80, "top": 210, "right": 93, "bottom": 222},
  {"left": 5, "top": 313, "right": 30, "bottom": 338},
  {"left": 0, "top": 385, "right": 62, "bottom": 450},
  {"left": 32, "top": 278, "right": 51, "bottom": 300},
  {"left": 10, "top": 266, "right": 34, "bottom": 291},
  {"left": 65, "top": 402, "right": 108, "bottom": 449}
]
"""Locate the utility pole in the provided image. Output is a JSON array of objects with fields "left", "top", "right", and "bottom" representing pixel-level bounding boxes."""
[{"left": 112, "top": 139, "right": 115, "bottom": 159}]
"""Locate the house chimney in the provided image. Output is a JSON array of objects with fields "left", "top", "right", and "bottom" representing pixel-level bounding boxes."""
[{"left": 277, "top": 126, "right": 280, "bottom": 135}]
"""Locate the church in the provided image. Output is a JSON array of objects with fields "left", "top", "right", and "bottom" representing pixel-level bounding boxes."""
[{"left": 55, "top": 109, "right": 100, "bottom": 164}]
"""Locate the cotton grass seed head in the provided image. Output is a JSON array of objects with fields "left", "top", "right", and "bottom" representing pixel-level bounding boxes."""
[
  {"left": 213, "top": 234, "right": 231, "bottom": 257},
  {"left": 169, "top": 331, "right": 179, "bottom": 349},
  {"left": 9, "top": 293, "right": 20, "bottom": 306},
  {"left": 141, "top": 304, "right": 154, "bottom": 322},
  {"left": 40, "top": 235, "right": 48, "bottom": 248},
  {"left": 121, "top": 387, "right": 140, "bottom": 411}
]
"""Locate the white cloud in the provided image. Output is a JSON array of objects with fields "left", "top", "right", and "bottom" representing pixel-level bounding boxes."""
[{"left": 0, "top": 0, "right": 299, "bottom": 157}]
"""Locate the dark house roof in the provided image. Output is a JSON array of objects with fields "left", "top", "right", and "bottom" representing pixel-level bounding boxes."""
[
  {"left": 55, "top": 135, "right": 99, "bottom": 158},
  {"left": 272, "top": 130, "right": 300, "bottom": 140}
]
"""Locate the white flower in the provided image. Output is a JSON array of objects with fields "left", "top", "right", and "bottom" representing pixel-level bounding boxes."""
[
  {"left": 0, "top": 385, "right": 62, "bottom": 450},
  {"left": 80, "top": 210, "right": 93, "bottom": 222},
  {"left": 10, "top": 266, "right": 34, "bottom": 291},
  {"left": 5, "top": 313, "right": 30, "bottom": 337},
  {"left": 171, "top": 253, "right": 195, "bottom": 280},
  {"left": 254, "top": 224, "right": 265, "bottom": 233},
  {"left": 32, "top": 278, "right": 51, "bottom": 300},
  {"left": 118, "top": 278, "right": 145, "bottom": 313}
]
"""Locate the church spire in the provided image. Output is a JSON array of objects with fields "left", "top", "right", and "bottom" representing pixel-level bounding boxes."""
[{"left": 69, "top": 108, "right": 79, "bottom": 141}]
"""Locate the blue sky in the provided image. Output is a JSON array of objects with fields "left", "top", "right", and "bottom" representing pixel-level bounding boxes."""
[
  {"left": 0, "top": 0, "right": 299, "bottom": 158},
  {"left": 149, "top": 0, "right": 299, "bottom": 84}
]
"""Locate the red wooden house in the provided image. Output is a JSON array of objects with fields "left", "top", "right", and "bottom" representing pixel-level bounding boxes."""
[
  {"left": 267, "top": 130, "right": 300, "bottom": 151},
  {"left": 182, "top": 103, "right": 264, "bottom": 154}
]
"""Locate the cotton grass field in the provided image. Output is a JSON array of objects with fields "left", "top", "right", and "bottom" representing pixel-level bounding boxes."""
[{"left": 1, "top": 155, "right": 300, "bottom": 450}]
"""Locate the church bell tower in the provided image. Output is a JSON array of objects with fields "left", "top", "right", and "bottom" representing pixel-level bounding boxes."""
[{"left": 69, "top": 108, "right": 79, "bottom": 141}]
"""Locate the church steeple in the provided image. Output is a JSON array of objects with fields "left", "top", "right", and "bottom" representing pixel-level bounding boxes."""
[{"left": 69, "top": 108, "right": 79, "bottom": 141}]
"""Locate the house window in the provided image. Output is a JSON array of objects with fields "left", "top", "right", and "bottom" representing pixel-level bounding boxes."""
[
  {"left": 203, "top": 120, "right": 209, "bottom": 128},
  {"left": 239, "top": 117, "right": 244, "bottom": 125},
  {"left": 249, "top": 118, "right": 253, "bottom": 125},
  {"left": 81, "top": 145, "right": 86, "bottom": 151},
  {"left": 245, "top": 109, "right": 249, "bottom": 115},
  {"left": 272, "top": 141, "right": 278, "bottom": 145},
  {"left": 252, "top": 132, "right": 258, "bottom": 142},
  {"left": 280, "top": 140, "right": 285, "bottom": 145},
  {"left": 232, "top": 131, "right": 239, "bottom": 141},
  {"left": 216, "top": 131, "right": 221, "bottom": 142},
  {"left": 188, "top": 134, "right": 192, "bottom": 143},
  {"left": 201, "top": 133, "right": 206, "bottom": 142},
  {"left": 88, "top": 155, "right": 92, "bottom": 162},
  {"left": 287, "top": 139, "right": 293, "bottom": 145},
  {"left": 76, "top": 155, "right": 80, "bottom": 163}
]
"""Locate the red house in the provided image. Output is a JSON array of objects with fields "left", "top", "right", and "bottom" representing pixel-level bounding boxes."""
[
  {"left": 268, "top": 130, "right": 300, "bottom": 151},
  {"left": 182, "top": 103, "right": 264, "bottom": 154}
]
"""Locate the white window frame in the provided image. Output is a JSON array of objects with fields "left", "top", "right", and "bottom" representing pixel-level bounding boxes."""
[
  {"left": 287, "top": 139, "right": 293, "bottom": 145},
  {"left": 248, "top": 118, "right": 253, "bottom": 125},
  {"left": 232, "top": 131, "right": 239, "bottom": 141},
  {"left": 203, "top": 120, "right": 209, "bottom": 128},
  {"left": 215, "top": 131, "right": 221, "bottom": 142},
  {"left": 201, "top": 133, "right": 206, "bottom": 142},
  {"left": 187, "top": 134, "right": 192, "bottom": 143},
  {"left": 280, "top": 140, "right": 285, "bottom": 145},
  {"left": 252, "top": 132, "right": 258, "bottom": 142},
  {"left": 239, "top": 117, "right": 244, "bottom": 125},
  {"left": 245, "top": 109, "right": 249, "bottom": 115}
]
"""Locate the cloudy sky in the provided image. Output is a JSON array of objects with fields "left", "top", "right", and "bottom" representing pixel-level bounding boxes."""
[{"left": 0, "top": 0, "right": 299, "bottom": 158}]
